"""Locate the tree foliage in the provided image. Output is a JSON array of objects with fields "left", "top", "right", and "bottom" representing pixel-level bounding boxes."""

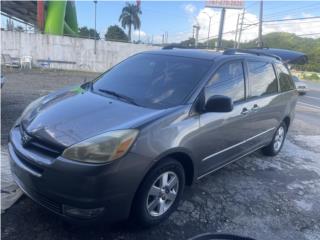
[
  {"left": 194, "top": 32, "right": 320, "bottom": 72},
  {"left": 119, "top": 2, "right": 142, "bottom": 41},
  {"left": 105, "top": 25, "right": 128, "bottom": 42},
  {"left": 78, "top": 26, "right": 100, "bottom": 39}
]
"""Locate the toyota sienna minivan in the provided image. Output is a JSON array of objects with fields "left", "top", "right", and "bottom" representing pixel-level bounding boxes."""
[{"left": 9, "top": 48, "right": 302, "bottom": 226}]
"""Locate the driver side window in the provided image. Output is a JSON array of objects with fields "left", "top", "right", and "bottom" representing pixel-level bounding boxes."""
[{"left": 205, "top": 61, "right": 245, "bottom": 103}]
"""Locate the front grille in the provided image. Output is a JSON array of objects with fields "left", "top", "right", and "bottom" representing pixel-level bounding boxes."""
[
  {"left": 19, "top": 125, "right": 64, "bottom": 158},
  {"left": 13, "top": 147, "right": 44, "bottom": 174}
]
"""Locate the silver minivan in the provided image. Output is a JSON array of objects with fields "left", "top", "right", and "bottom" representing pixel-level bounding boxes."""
[{"left": 9, "top": 48, "right": 303, "bottom": 226}]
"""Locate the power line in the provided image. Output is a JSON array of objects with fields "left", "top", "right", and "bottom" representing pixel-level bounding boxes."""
[
  {"left": 263, "top": 16, "right": 320, "bottom": 23},
  {"left": 264, "top": 20, "right": 320, "bottom": 26},
  {"left": 263, "top": 2, "right": 320, "bottom": 19},
  {"left": 241, "top": 16, "right": 320, "bottom": 27},
  {"left": 198, "top": 23, "right": 257, "bottom": 42}
]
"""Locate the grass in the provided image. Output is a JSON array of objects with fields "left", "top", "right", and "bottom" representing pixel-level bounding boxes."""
[{"left": 292, "top": 70, "right": 320, "bottom": 82}]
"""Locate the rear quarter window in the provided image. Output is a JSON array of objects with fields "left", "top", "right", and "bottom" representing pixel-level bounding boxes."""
[{"left": 275, "top": 63, "right": 295, "bottom": 92}]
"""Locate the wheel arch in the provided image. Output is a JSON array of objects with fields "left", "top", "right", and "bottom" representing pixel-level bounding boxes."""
[
  {"left": 283, "top": 116, "right": 291, "bottom": 129},
  {"left": 130, "top": 149, "right": 196, "bottom": 219}
]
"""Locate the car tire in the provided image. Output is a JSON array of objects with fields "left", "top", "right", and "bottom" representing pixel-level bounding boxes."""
[
  {"left": 262, "top": 122, "right": 287, "bottom": 156},
  {"left": 132, "top": 158, "right": 185, "bottom": 227}
]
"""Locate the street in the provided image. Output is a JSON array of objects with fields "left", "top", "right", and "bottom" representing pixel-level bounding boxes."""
[
  {"left": 293, "top": 81, "right": 320, "bottom": 136},
  {"left": 1, "top": 70, "right": 320, "bottom": 240}
]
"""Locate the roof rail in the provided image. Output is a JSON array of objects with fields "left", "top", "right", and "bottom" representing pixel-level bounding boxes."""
[
  {"left": 162, "top": 44, "right": 197, "bottom": 50},
  {"left": 223, "top": 48, "right": 282, "bottom": 61}
]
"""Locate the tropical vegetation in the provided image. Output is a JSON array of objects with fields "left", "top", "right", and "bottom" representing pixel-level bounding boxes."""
[
  {"left": 119, "top": 2, "right": 142, "bottom": 42},
  {"left": 78, "top": 26, "right": 100, "bottom": 39},
  {"left": 105, "top": 25, "right": 129, "bottom": 42},
  {"left": 179, "top": 32, "right": 320, "bottom": 73}
]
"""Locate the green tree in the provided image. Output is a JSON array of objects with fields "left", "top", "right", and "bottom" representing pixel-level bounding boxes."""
[
  {"left": 105, "top": 25, "right": 128, "bottom": 42},
  {"left": 78, "top": 26, "right": 100, "bottom": 39},
  {"left": 119, "top": 2, "right": 142, "bottom": 42}
]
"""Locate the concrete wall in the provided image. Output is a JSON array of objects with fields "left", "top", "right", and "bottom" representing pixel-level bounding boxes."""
[{"left": 1, "top": 31, "right": 160, "bottom": 72}]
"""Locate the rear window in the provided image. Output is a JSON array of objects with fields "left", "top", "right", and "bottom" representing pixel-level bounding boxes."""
[
  {"left": 275, "top": 63, "right": 295, "bottom": 92},
  {"left": 248, "top": 61, "right": 278, "bottom": 98},
  {"left": 93, "top": 53, "right": 212, "bottom": 109}
]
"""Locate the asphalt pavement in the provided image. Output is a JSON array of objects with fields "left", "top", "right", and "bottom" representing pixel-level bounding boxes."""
[
  {"left": 294, "top": 81, "right": 320, "bottom": 135},
  {"left": 298, "top": 81, "right": 320, "bottom": 108},
  {"left": 1, "top": 70, "right": 320, "bottom": 240}
]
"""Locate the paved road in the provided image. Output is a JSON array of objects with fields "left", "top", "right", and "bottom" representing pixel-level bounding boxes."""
[
  {"left": 298, "top": 81, "right": 320, "bottom": 109},
  {"left": 1, "top": 71, "right": 320, "bottom": 240},
  {"left": 294, "top": 81, "right": 320, "bottom": 136}
]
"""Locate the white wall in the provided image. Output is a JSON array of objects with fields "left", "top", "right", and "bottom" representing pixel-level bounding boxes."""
[{"left": 1, "top": 31, "right": 160, "bottom": 72}]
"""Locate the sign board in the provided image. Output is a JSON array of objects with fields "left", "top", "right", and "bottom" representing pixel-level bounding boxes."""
[{"left": 205, "top": 0, "right": 244, "bottom": 9}]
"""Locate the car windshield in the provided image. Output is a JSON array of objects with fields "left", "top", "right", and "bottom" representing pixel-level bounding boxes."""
[{"left": 92, "top": 53, "right": 212, "bottom": 109}]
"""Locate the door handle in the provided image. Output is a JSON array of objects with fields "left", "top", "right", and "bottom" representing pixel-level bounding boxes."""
[
  {"left": 252, "top": 104, "right": 259, "bottom": 111},
  {"left": 241, "top": 107, "right": 250, "bottom": 115}
]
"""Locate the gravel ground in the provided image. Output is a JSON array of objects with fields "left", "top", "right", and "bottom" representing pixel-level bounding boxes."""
[{"left": 1, "top": 69, "right": 320, "bottom": 240}]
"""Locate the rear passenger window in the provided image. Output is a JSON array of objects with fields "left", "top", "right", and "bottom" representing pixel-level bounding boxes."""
[
  {"left": 276, "top": 63, "right": 295, "bottom": 92},
  {"left": 248, "top": 61, "right": 278, "bottom": 98},
  {"left": 206, "top": 62, "right": 245, "bottom": 102}
]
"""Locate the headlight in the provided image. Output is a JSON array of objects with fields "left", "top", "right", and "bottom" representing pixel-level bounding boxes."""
[
  {"left": 62, "top": 129, "right": 139, "bottom": 163},
  {"left": 21, "top": 96, "right": 46, "bottom": 120}
]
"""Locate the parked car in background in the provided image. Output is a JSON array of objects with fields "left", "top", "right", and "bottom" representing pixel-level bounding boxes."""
[
  {"left": 1, "top": 74, "right": 5, "bottom": 88},
  {"left": 292, "top": 75, "right": 308, "bottom": 95},
  {"left": 9, "top": 48, "right": 301, "bottom": 227}
]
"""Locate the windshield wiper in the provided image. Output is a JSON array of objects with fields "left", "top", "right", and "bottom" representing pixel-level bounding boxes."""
[{"left": 98, "top": 89, "right": 139, "bottom": 106}]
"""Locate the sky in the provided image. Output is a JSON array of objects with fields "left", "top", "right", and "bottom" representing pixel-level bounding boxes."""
[
  {"left": 1, "top": 1, "right": 319, "bottom": 43},
  {"left": 75, "top": 0, "right": 320, "bottom": 43}
]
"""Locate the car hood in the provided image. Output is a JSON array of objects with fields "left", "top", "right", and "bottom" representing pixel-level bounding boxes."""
[{"left": 21, "top": 86, "right": 176, "bottom": 148}]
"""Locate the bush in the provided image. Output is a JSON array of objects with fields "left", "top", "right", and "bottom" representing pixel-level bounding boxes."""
[
  {"left": 105, "top": 25, "right": 128, "bottom": 42},
  {"left": 309, "top": 73, "right": 320, "bottom": 80}
]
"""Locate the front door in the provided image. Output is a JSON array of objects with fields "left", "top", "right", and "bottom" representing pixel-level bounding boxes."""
[{"left": 196, "top": 61, "right": 254, "bottom": 177}]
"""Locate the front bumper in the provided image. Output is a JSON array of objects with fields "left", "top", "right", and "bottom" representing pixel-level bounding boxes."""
[
  {"left": 297, "top": 87, "right": 308, "bottom": 94},
  {"left": 9, "top": 126, "right": 151, "bottom": 222}
]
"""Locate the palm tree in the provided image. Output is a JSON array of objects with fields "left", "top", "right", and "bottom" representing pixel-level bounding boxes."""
[{"left": 119, "top": 2, "right": 142, "bottom": 42}]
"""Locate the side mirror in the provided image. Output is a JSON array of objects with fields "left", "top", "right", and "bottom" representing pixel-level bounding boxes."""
[{"left": 205, "top": 95, "right": 233, "bottom": 112}]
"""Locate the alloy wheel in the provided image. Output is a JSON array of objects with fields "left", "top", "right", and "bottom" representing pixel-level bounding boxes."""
[
  {"left": 146, "top": 171, "right": 179, "bottom": 217},
  {"left": 273, "top": 126, "right": 285, "bottom": 151}
]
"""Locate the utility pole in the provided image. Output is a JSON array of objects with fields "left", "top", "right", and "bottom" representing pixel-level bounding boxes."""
[
  {"left": 94, "top": 0, "right": 97, "bottom": 54},
  {"left": 193, "top": 24, "right": 200, "bottom": 48},
  {"left": 217, "top": 8, "right": 226, "bottom": 49},
  {"left": 216, "top": 8, "right": 226, "bottom": 49},
  {"left": 234, "top": 13, "right": 240, "bottom": 48},
  {"left": 203, "top": 12, "right": 213, "bottom": 49},
  {"left": 258, "top": 0, "right": 264, "bottom": 48},
  {"left": 237, "top": 9, "right": 245, "bottom": 48}
]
